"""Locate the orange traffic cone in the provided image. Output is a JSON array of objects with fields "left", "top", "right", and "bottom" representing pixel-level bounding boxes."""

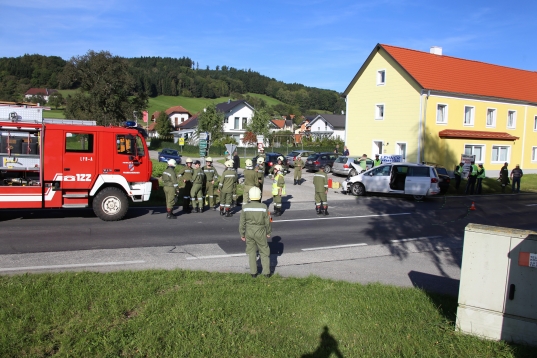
[{"left": 469, "top": 201, "right": 476, "bottom": 211}]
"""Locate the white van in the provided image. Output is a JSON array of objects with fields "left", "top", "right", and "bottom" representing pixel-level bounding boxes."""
[{"left": 342, "top": 163, "right": 441, "bottom": 200}]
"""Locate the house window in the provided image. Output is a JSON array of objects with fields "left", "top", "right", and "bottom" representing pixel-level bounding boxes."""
[
  {"left": 463, "top": 106, "right": 475, "bottom": 126},
  {"left": 372, "top": 141, "right": 383, "bottom": 155},
  {"left": 486, "top": 108, "right": 497, "bottom": 127},
  {"left": 375, "top": 104, "right": 384, "bottom": 120},
  {"left": 377, "top": 70, "right": 386, "bottom": 85},
  {"left": 464, "top": 144, "right": 484, "bottom": 162},
  {"left": 396, "top": 142, "right": 407, "bottom": 161},
  {"left": 532, "top": 147, "right": 537, "bottom": 162},
  {"left": 491, "top": 145, "right": 510, "bottom": 163},
  {"left": 436, "top": 104, "right": 447, "bottom": 124},
  {"left": 534, "top": 116, "right": 537, "bottom": 131},
  {"left": 234, "top": 117, "right": 239, "bottom": 129},
  {"left": 224, "top": 117, "right": 228, "bottom": 124},
  {"left": 242, "top": 117, "right": 247, "bottom": 129},
  {"left": 507, "top": 110, "right": 516, "bottom": 129}
]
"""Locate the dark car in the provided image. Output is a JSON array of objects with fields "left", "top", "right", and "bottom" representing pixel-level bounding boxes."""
[
  {"left": 304, "top": 152, "right": 338, "bottom": 173},
  {"left": 423, "top": 163, "right": 451, "bottom": 194},
  {"left": 253, "top": 152, "right": 289, "bottom": 174},
  {"left": 158, "top": 148, "right": 182, "bottom": 164}
]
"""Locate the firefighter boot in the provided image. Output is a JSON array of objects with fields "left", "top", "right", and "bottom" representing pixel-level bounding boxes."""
[
  {"left": 294, "top": 179, "right": 297, "bottom": 185},
  {"left": 225, "top": 209, "right": 232, "bottom": 217},
  {"left": 316, "top": 206, "right": 321, "bottom": 215},
  {"left": 219, "top": 206, "right": 225, "bottom": 216},
  {"left": 324, "top": 206, "right": 329, "bottom": 216},
  {"left": 166, "top": 211, "right": 177, "bottom": 219}
]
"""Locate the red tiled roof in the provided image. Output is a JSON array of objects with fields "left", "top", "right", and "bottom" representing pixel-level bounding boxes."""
[
  {"left": 151, "top": 111, "right": 161, "bottom": 120},
  {"left": 24, "top": 88, "right": 57, "bottom": 96},
  {"left": 438, "top": 129, "right": 519, "bottom": 141},
  {"left": 271, "top": 119, "right": 285, "bottom": 129},
  {"left": 381, "top": 44, "right": 537, "bottom": 103},
  {"left": 165, "top": 106, "right": 191, "bottom": 116},
  {"left": 147, "top": 123, "right": 156, "bottom": 131}
]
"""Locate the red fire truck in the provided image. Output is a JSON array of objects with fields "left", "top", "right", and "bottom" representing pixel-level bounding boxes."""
[{"left": 0, "top": 115, "right": 155, "bottom": 221}]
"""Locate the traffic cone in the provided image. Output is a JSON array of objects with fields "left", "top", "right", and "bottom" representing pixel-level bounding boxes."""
[{"left": 469, "top": 201, "right": 476, "bottom": 211}]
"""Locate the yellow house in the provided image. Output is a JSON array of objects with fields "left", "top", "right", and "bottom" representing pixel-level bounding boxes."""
[{"left": 343, "top": 44, "right": 537, "bottom": 176}]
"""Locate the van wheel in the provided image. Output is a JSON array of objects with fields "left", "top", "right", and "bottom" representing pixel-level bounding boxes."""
[
  {"left": 351, "top": 183, "right": 365, "bottom": 196},
  {"left": 324, "top": 165, "right": 331, "bottom": 173},
  {"left": 93, "top": 187, "right": 129, "bottom": 221},
  {"left": 413, "top": 195, "right": 425, "bottom": 201}
]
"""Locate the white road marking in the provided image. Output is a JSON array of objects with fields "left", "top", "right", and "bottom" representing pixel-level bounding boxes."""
[
  {"left": 274, "top": 212, "right": 411, "bottom": 223},
  {"left": 525, "top": 204, "right": 537, "bottom": 207},
  {"left": 302, "top": 243, "right": 368, "bottom": 251},
  {"left": 0, "top": 260, "right": 146, "bottom": 272},
  {"left": 389, "top": 236, "right": 441, "bottom": 243},
  {"left": 186, "top": 253, "right": 247, "bottom": 260}
]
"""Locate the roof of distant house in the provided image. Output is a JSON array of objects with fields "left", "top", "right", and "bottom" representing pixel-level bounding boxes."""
[
  {"left": 438, "top": 129, "right": 519, "bottom": 141},
  {"left": 310, "top": 114, "right": 346, "bottom": 129},
  {"left": 271, "top": 119, "right": 285, "bottom": 129},
  {"left": 165, "top": 106, "right": 191, "bottom": 116},
  {"left": 24, "top": 88, "right": 57, "bottom": 96},
  {"left": 178, "top": 114, "right": 199, "bottom": 130},
  {"left": 215, "top": 99, "right": 253, "bottom": 113},
  {"left": 147, "top": 122, "right": 156, "bottom": 131},
  {"left": 344, "top": 43, "right": 537, "bottom": 104}
]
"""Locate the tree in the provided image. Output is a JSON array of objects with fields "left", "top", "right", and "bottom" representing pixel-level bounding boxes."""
[
  {"left": 62, "top": 50, "right": 148, "bottom": 126},
  {"left": 155, "top": 111, "right": 173, "bottom": 140},
  {"left": 48, "top": 92, "right": 64, "bottom": 109},
  {"left": 246, "top": 108, "right": 271, "bottom": 139},
  {"left": 29, "top": 94, "right": 46, "bottom": 105},
  {"left": 242, "top": 131, "right": 257, "bottom": 145},
  {"left": 197, "top": 104, "right": 224, "bottom": 143}
]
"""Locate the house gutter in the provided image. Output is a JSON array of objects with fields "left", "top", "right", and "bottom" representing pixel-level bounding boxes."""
[{"left": 417, "top": 89, "right": 427, "bottom": 163}]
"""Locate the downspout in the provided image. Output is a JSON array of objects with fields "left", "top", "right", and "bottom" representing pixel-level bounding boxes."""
[
  {"left": 521, "top": 104, "right": 527, "bottom": 166},
  {"left": 417, "top": 89, "right": 426, "bottom": 163},
  {"left": 344, "top": 96, "right": 348, "bottom": 145}
]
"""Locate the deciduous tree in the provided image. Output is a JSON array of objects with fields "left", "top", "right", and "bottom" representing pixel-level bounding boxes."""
[
  {"left": 197, "top": 104, "right": 224, "bottom": 143},
  {"left": 155, "top": 111, "right": 173, "bottom": 140}
]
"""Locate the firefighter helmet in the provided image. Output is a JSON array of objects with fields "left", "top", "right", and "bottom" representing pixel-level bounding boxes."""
[
  {"left": 225, "top": 160, "right": 234, "bottom": 168},
  {"left": 249, "top": 187, "right": 262, "bottom": 200},
  {"left": 167, "top": 159, "right": 177, "bottom": 166},
  {"left": 185, "top": 157, "right": 193, "bottom": 163},
  {"left": 274, "top": 164, "right": 283, "bottom": 172},
  {"left": 257, "top": 157, "right": 265, "bottom": 164},
  {"left": 206, "top": 157, "right": 213, "bottom": 162},
  {"left": 245, "top": 159, "right": 253, "bottom": 167},
  {"left": 277, "top": 156, "right": 284, "bottom": 162}
]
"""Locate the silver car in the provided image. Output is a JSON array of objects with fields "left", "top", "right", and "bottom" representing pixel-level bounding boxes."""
[
  {"left": 286, "top": 150, "right": 314, "bottom": 167},
  {"left": 332, "top": 156, "right": 374, "bottom": 176},
  {"left": 342, "top": 162, "right": 441, "bottom": 201}
]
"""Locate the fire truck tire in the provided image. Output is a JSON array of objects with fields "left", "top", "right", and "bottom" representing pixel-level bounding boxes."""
[{"left": 93, "top": 187, "right": 129, "bottom": 221}]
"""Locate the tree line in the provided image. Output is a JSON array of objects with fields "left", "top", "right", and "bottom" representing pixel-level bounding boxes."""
[{"left": 0, "top": 52, "right": 345, "bottom": 116}]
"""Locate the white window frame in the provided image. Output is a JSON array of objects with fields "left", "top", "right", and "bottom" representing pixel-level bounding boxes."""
[
  {"left": 464, "top": 144, "right": 485, "bottom": 163},
  {"left": 532, "top": 146, "right": 537, "bottom": 162},
  {"left": 377, "top": 69, "right": 386, "bottom": 86},
  {"left": 507, "top": 110, "right": 516, "bottom": 129},
  {"left": 234, "top": 117, "right": 240, "bottom": 130},
  {"left": 396, "top": 142, "right": 407, "bottom": 161},
  {"left": 372, "top": 140, "right": 383, "bottom": 156},
  {"left": 436, "top": 104, "right": 448, "bottom": 124},
  {"left": 486, "top": 108, "right": 497, "bottom": 128},
  {"left": 463, "top": 106, "right": 475, "bottom": 126},
  {"left": 375, "top": 103, "right": 385, "bottom": 120},
  {"left": 491, "top": 145, "right": 511, "bottom": 164},
  {"left": 534, "top": 116, "right": 537, "bottom": 131}
]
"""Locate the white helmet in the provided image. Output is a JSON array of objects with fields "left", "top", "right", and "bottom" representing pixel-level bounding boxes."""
[
  {"left": 225, "top": 160, "right": 234, "bottom": 168},
  {"left": 249, "top": 187, "right": 262, "bottom": 200},
  {"left": 167, "top": 159, "right": 177, "bottom": 166},
  {"left": 277, "top": 156, "right": 284, "bottom": 162},
  {"left": 274, "top": 164, "right": 283, "bottom": 172},
  {"left": 206, "top": 157, "right": 213, "bottom": 162},
  {"left": 245, "top": 159, "right": 253, "bottom": 167},
  {"left": 185, "top": 157, "right": 193, "bottom": 163},
  {"left": 257, "top": 157, "right": 265, "bottom": 164}
]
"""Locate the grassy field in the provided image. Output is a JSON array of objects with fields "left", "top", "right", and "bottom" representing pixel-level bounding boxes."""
[{"left": 1, "top": 270, "right": 535, "bottom": 357}]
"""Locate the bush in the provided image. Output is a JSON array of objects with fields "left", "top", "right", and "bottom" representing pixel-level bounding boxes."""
[{"left": 152, "top": 160, "right": 168, "bottom": 178}]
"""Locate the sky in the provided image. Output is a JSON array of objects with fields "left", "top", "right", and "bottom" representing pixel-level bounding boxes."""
[{"left": 1, "top": 0, "right": 536, "bottom": 93}]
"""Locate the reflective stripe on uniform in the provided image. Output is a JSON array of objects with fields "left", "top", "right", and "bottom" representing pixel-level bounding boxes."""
[
  {"left": 314, "top": 174, "right": 325, "bottom": 177},
  {"left": 163, "top": 172, "right": 172, "bottom": 177},
  {"left": 225, "top": 175, "right": 235, "bottom": 177},
  {"left": 243, "top": 208, "right": 267, "bottom": 212}
]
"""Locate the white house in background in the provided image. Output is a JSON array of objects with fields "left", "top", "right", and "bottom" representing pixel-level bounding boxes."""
[
  {"left": 216, "top": 99, "right": 255, "bottom": 146},
  {"left": 173, "top": 114, "right": 199, "bottom": 145},
  {"left": 308, "top": 114, "right": 346, "bottom": 140},
  {"left": 152, "top": 105, "right": 192, "bottom": 131},
  {"left": 24, "top": 88, "right": 58, "bottom": 103}
]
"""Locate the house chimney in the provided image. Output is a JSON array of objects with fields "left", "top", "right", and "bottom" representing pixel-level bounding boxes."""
[{"left": 430, "top": 46, "right": 442, "bottom": 55}]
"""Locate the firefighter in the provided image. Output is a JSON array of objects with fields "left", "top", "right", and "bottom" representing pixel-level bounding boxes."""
[
  {"left": 270, "top": 156, "right": 287, "bottom": 177},
  {"left": 177, "top": 157, "right": 194, "bottom": 213},
  {"left": 162, "top": 159, "right": 179, "bottom": 219},
  {"left": 219, "top": 160, "right": 237, "bottom": 217},
  {"left": 454, "top": 161, "right": 464, "bottom": 191},
  {"left": 271, "top": 164, "right": 286, "bottom": 216},
  {"left": 242, "top": 159, "right": 257, "bottom": 204},
  {"left": 465, "top": 161, "right": 478, "bottom": 195},
  {"left": 314, "top": 165, "right": 329, "bottom": 215},
  {"left": 190, "top": 160, "right": 205, "bottom": 213},
  {"left": 373, "top": 154, "right": 382, "bottom": 167},
  {"left": 203, "top": 157, "right": 219, "bottom": 210},
  {"left": 255, "top": 156, "right": 266, "bottom": 201},
  {"left": 294, "top": 155, "right": 304, "bottom": 185},
  {"left": 240, "top": 186, "right": 272, "bottom": 278}
]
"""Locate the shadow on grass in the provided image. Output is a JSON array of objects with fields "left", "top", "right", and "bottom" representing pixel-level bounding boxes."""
[{"left": 301, "top": 326, "right": 344, "bottom": 358}]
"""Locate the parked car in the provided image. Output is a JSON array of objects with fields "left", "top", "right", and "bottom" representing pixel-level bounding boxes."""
[
  {"left": 332, "top": 156, "right": 374, "bottom": 176},
  {"left": 304, "top": 152, "right": 338, "bottom": 173},
  {"left": 286, "top": 150, "right": 315, "bottom": 167},
  {"left": 253, "top": 152, "right": 289, "bottom": 174},
  {"left": 342, "top": 162, "right": 441, "bottom": 201},
  {"left": 158, "top": 148, "right": 182, "bottom": 164},
  {"left": 423, "top": 163, "right": 451, "bottom": 194}
]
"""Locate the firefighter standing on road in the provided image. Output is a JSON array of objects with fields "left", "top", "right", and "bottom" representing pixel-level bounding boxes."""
[
  {"left": 454, "top": 161, "right": 464, "bottom": 191},
  {"left": 294, "top": 155, "right": 304, "bottom": 185},
  {"left": 203, "top": 157, "right": 219, "bottom": 210},
  {"left": 219, "top": 160, "right": 238, "bottom": 217},
  {"left": 242, "top": 159, "right": 257, "bottom": 203},
  {"left": 162, "top": 159, "right": 179, "bottom": 219},
  {"left": 190, "top": 160, "right": 205, "bottom": 213},
  {"left": 240, "top": 186, "right": 272, "bottom": 278},
  {"left": 314, "top": 165, "right": 329, "bottom": 215},
  {"left": 177, "top": 157, "right": 194, "bottom": 213},
  {"left": 270, "top": 156, "right": 287, "bottom": 177},
  {"left": 255, "top": 156, "right": 266, "bottom": 201},
  {"left": 271, "top": 164, "right": 286, "bottom": 216}
]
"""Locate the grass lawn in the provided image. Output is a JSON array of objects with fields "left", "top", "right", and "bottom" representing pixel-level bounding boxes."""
[
  {"left": 1, "top": 271, "right": 535, "bottom": 357},
  {"left": 146, "top": 96, "right": 232, "bottom": 117},
  {"left": 443, "top": 175, "right": 537, "bottom": 195},
  {"left": 245, "top": 92, "right": 284, "bottom": 107}
]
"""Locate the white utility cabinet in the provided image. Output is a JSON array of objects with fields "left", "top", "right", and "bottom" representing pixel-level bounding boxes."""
[{"left": 457, "top": 224, "right": 537, "bottom": 346}]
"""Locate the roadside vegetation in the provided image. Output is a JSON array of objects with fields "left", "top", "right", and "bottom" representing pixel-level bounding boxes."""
[{"left": 1, "top": 270, "right": 535, "bottom": 357}]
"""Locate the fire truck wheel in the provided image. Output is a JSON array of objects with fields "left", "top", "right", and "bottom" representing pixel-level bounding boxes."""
[{"left": 93, "top": 187, "right": 129, "bottom": 221}]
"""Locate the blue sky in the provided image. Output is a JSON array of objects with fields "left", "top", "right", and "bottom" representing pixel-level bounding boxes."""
[{"left": 1, "top": 0, "right": 535, "bottom": 93}]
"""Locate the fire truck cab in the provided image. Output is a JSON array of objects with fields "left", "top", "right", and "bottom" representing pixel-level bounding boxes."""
[{"left": 0, "top": 113, "right": 154, "bottom": 221}]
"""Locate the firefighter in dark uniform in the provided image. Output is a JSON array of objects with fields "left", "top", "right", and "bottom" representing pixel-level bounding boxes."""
[
  {"left": 255, "top": 156, "right": 266, "bottom": 201},
  {"left": 242, "top": 159, "right": 257, "bottom": 203},
  {"left": 190, "top": 160, "right": 205, "bottom": 213},
  {"left": 294, "top": 155, "right": 304, "bottom": 185},
  {"left": 177, "top": 157, "right": 194, "bottom": 213},
  {"left": 314, "top": 165, "right": 329, "bottom": 215},
  {"left": 240, "top": 186, "right": 272, "bottom": 278},
  {"left": 203, "top": 157, "right": 219, "bottom": 210},
  {"left": 454, "top": 161, "right": 464, "bottom": 191},
  {"left": 219, "top": 160, "right": 237, "bottom": 217},
  {"left": 162, "top": 159, "right": 179, "bottom": 219},
  {"left": 271, "top": 164, "right": 286, "bottom": 216}
]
